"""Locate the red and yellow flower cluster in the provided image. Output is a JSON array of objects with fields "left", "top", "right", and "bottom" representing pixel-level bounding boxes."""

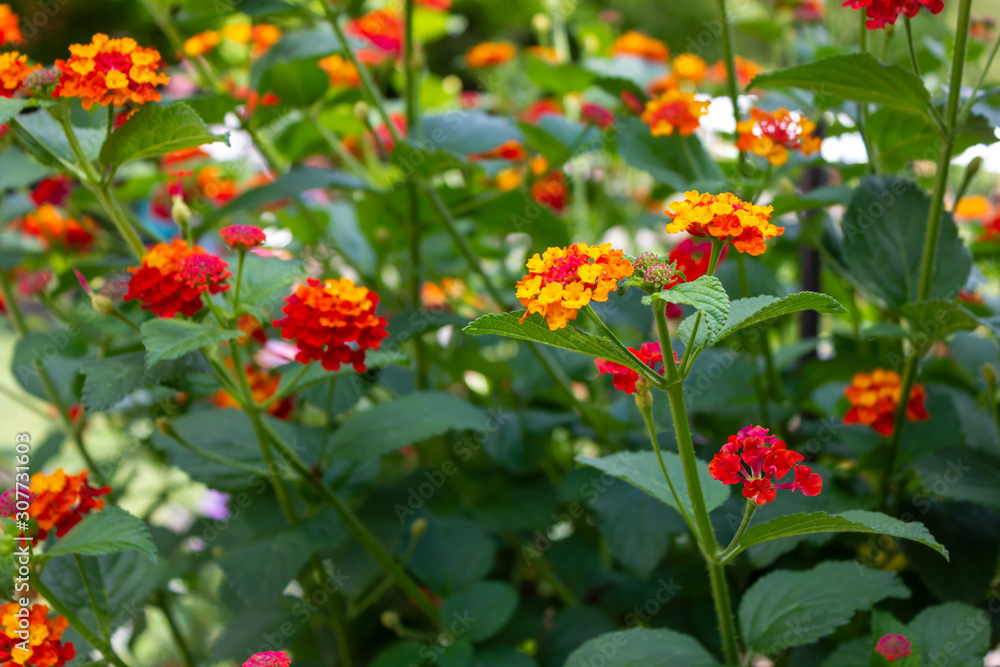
[
  {"left": 641, "top": 88, "right": 709, "bottom": 137},
  {"left": 319, "top": 54, "right": 360, "bottom": 89},
  {"left": 0, "top": 51, "right": 37, "bottom": 97},
  {"left": 183, "top": 23, "right": 281, "bottom": 58},
  {"left": 736, "top": 107, "right": 822, "bottom": 166},
  {"left": 516, "top": 243, "right": 634, "bottom": 331},
  {"left": 466, "top": 42, "right": 517, "bottom": 68},
  {"left": 843, "top": 369, "right": 929, "bottom": 436},
  {"left": 53, "top": 33, "right": 169, "bottom": 110},
  {"left": 125, "top": 240, "right": 231, "bottom": 318},
  {"left": 709, "top": 424, "right": 822, "bottom": 505},
  {"left": 0, "top": 4, "right": 23, "bottom": 45},
  {"left": 28, "top": 469, "right": 109, "bottom": 540},
  {"left": 220, "top": 224, "right": 267, "bottom": 251},
  {"left": 17, "top": 206, "right": 94, "bottom": 250},
  {"left": 273, "top": 277, "right": 389, "bottom": 372},
  {"left": 666, "top": 192, "right": 782, "bottom": 256},
  {"left": 843, "top": 0, "right": 944, "bottom": 29},
  {"left": 612, "top": 31, "right": 669, "bottom": 62},
  {"left": 1, "top": 603, "right": 75, "bottom": 667},
  {"left": 595, "top": 342, "right": 678, "bottom": 395}
]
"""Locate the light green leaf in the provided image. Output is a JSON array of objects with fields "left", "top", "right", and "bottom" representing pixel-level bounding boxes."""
[
  {"left": 99, "top": 103, "right": 228, "bottom": 166},
  {"left": 141, "top": 319, "right": 242, "bottom": 368},
  {"left": 616, "top": 116, "right": 725, "bottom": 191},
  {"left": 565, "top": 628, "right": 721, "bottom": 667},
  {"left": 47, "top": 507, "right": 157, "bottom": 562},
  {"left": 439, "top": 582, "right": 518, "bottom": 643},
  {"left": 575, "top": 451, "right": 730, "bottom": 541},
  {"left": 648, "top": 275, "right": 730, "bottom": 338},
  {"left": 733, "top": 510, "right": 948, "bottom": 560},
  {"left": 258, "top": 59, "right": 329, "bottom": 108},
  {"left": 739, "top": 561, "right": 909, "bottom": 655},
  {"left": 463, "top": 312, "right": 637, "bottom": 367},
  {"left": 0, "top": 98, "right": 31, "bottom": 126},
  {"left": 749, "top": 53, "right": 933, "bottom": 121},
  {"left": 329, "top": 391, "right": 485, "bottom": 460},
  {"left": 525, "top": 57, "right": 598, "bottom": 95}
]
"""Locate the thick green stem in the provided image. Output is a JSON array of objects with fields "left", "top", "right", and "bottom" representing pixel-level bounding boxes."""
[
  {"left": 33, "top": 578, "right": 131, "bottom": 667},
  {"left": 638, "top": 381, "right": 694, "bottom": 531},
  {"left": 904, "top": 17, "right": 921, "bottom": 76},
  {"left": 716, "top": 500, "right": 757, "bottom": 561},
  {"left": 75, "top": 555, "right": 109, "bottom": 640},
  {"left": 714, "top": 0, "right": 745, "bottom": 174},
  {"left": 157, "top": 591, "right": 196, "bottom": 667},
  {"left": 856, "top": 14, "right": 878, "bottom": 174},
  {"left": 879, "top": 352, "right": 919, "bottom": 509},
  {"left": 707, "top": 562, "right": 740, "bottom": 664},
  {"left": 233, "top": 250, "right": 246, "bottom": 310}
]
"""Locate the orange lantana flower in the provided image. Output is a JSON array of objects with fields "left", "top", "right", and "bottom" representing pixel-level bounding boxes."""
[
  {"left": 273, "top": 278, "right": 389, "bottom": 372},
  {"left": 28, "top": 469, "right": 110, "bottom": 540},
  {"left": 612, "top": 30, "right": 669, "bottom": 62},
  {"left": 524, "top": 45, "right": 560, "bottom": 64},
  {"left": 54, "top": 34, "right": 169, "bottom": 110},
  {"left": 736, "top": 107, "right": 822, "bottom": 166},
  {"left": 466, "top": 42, "right": 517, "bottom": 68},
  {"left": 348, "top": 8, "right": 404, "bottom": 60},
  {"left": 516, "top": 243, "right": 633, "bottom": 330},
  {"left": 843, "top": 369, "right": 929, "bottom": 436},
  {"left": 0, "top": 602, "right": 75, "bottom": 667},
  {"left": 0, "top": 4, "right": 22, "bottom": 45},
  {"left": 641, "top": 89, "right": 709, "bottom": 137},
  {"left": 666, "top": 192, "right": 782, "bottom": 256},
  {"left": 0, "top": 51, "right": 38, "bottom": 97},
  {"left": 709, "top": 55, "right": 762, "bottom": 88},
  {"left": 672, "top": 53, "right": 707, "bottom": 83},
  {"left": 319, "top": 54, "right": 360, "bottom": 88},
  {"left": 124, "top": 240, "right": 231, "bottom": 317},
  {"left": 18, "top": 205, "right": 95, "bottom": 250},
  {"left": 953, "top": 195, "right": 992, "bottom": 220}
]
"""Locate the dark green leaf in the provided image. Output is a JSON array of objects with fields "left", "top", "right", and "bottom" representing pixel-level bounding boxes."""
[
  {"left": 439, "top": 581, "right": 518, "bottom": 643},
  {"left": 48, "top": 507, "right": 158, "bottom": 562},
  {"left": 258, "top": 60, "right": 329, "bottom": 108},
  {"left": 616, "top": 116, "right": 725, "bottom": 190},
  {"left": 908, "top": 602, "right": 991, "bottom": 667},
  {"left": 141, "top": 319, "right": 242, "bottom": 368},
  {"left": 566, "top": 627, "right": 721, "bottom": 667},
  {"left": 649, "top": 275, "right": 730, "bottom": 338},
  {"left": 409, "top": 516, "right": 495, "bottom": 595},
  {"left": 99, "top": 103, "right": 228, "bottom": 166}
]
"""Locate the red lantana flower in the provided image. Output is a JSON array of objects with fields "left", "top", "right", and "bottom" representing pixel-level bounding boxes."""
[
  {"left": 874, "top": 634, "right": 912, "bottom": 661},
  {"left": 581, "top": 102, "right": 615, "bottom": 129},
  {"left": 30, "top": 175, "right": 72, "bottom": 207},
  {"left": 595, "top": 341, "right": 678, "bottom": 394},
  {"left": 221, "top": 225, "right": 266, "bottom": 250},
  {"left": 273, "top": 277, "right": 389, "bottom": 372},
  {"left": 124, "top": 240, "right": 231, "bottom": 318},
  {"left": 843, "top": 0, "right": 944, "bottom": 29},
  {"left": 0, "top": 602, "right": 75, "bottom": 667},
  {"left": 708, "top": 424, "right": 822, "bottom": 505},
  {"left": 28, "top": 469, "right": 110, "bottom": 540},
  {"left": 243, "top": 652, "right": 291, "bottom": 667}
]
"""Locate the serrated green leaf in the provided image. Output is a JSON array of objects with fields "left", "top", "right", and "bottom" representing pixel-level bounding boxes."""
[
  {"left": 908, "top": 602, "right": 991, "bottom": 667},
  {"left": 739, "top": 561, "right": 909, "bottom": 654},
  {"left": 47, "top": 507, "right": 158, "bottom": 562},
  {"left": 99, "top": 103, "right": 228, "bottom": 166},
  {"left": 439, "top": 582, "right": 518, "bottom": 643},
  {"left": 79, "top": 352, "right": 147, "bottom": 411},
  {"left": 748, "top": 53, "right": 933, "bottom": 121},
  {"left": 649, "top": 275, "right": 730, "bottom": 338},
  {"left": 566, "top": 628, "right": 721, "bottom": 667},
  {"left": 141, "top": 319, "right": 242, "bottom": 368},
  {"left": 329, "top": 391, "right": 486, "bottom": 460},
  {"left": 732, "top": 510, "right": 948, "bottom": 560},
  {"left": 899, "top": 300, "right": 981, "bottom": 346},
  {"left": 463, "top": 311, "right": 637, "bottom": 367},
  {"left": 575, "top": 451, "right": 730, "bottom": 543}
]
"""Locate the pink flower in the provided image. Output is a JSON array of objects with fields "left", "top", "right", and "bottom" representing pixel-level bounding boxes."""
[
  {"left": 243, "top": 651, "right": 291, "bottom": 667},
  {"left": 875, "top": 634, "right": 912, "bottom": 661}
]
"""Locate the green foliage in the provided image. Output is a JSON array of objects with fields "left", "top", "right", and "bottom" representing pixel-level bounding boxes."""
[
  {"left": 140, "top": 319, "right": 243, "bottom": 367},
  {"left": 566, "top": 628, "right": 722, "bottom": 666},
  {"left": 47, "top": 507, "right": 158, "bottom": 562},
  {"left": 99, "top": 103, "right": 228, "bottom": 166},
  {"left": 439, "top": 581, "right": 518, "bottom": 642}
]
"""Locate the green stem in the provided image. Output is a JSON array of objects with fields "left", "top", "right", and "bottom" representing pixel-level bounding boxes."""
[
  {"left": 985, "top": 366, "right": 1000, "bottom": 447},
  {"left": 260, "top": 420, "right": 443, "bottom": 629},
  {"left": 879, "top": 352, "right": 919, "bottom": 510},
  {"left": 638, "top": 374, "right": 694, "bottom": 531},
  {"left": 678, "top": 241, "right": 724, "bottom": 377},
  {"left": 309, "top": 106, "right": 372, "bottom": 183},
  {"left": 138, "top": 0, "right": 225, "bottom": 92},
  {"left": 75, "top": 554, "right": 109, "bottom": 640},
  {"left": 904, "top": 17, "right": 921, "bottom": 76},
  {"left": 0, "top": 259, "right": 28, "bottom": 335},
  {"left": 33, "top": 578, "right": 131, "bottom": 667},
  {"left": 714, "top": 0, "right": 745, "bottom": 174},
  {"left": 716, "top": 500, "right": 756, "bottom": 561},
  {"left": 958, "top": 31, "right": 1000, "bottom": 123},
  {"left": 707, "top": 562, "right": 740, "bottom": 664},
  {"left": 162, "top": 421, "right": 269, "bottom": 475},
  {"left": 310, "top": 555, "right": 354, "bottom": 667},
  {"left": 157, "top": 591, "right": 196, "bottom": 667},
  {"left": 857, "top": 14, "right": 877, "bottom": 175},
  {"left": 233, "top": 250, "right": 246, "bottom": 310}
]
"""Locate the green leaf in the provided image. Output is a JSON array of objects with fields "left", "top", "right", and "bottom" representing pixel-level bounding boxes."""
[
  {"left": 908, "top": 602, "right": 991, "bottom": 667},
  {"left": 525, "top": 57, "right": 598, "bottom": 94},
  {"left": 769, "top": 185, "right": 853, "bottom": 217},
  {"left": 517, "top": 121, "right": 571, "bottom": 168},
  {"left": 409, "top": 516, "right": 495, "bottom": 595},
  {"left": 590, "top": 479, "right": 683, "bottom": 577},
  {"left": 566, "top": 627, "right": 721, "bottom": 667},
  {"left": 329, "top": 391, "right": 486, "bottom": 460},
  {"left": 463, "top": 312, "right": 637, "bottom": 367},
  {"left": 648, "top": 275, "right": 730, "bottom": 338},
  {"left": 79, "top": 352, "right": 147, "bottom": 411},
  {"left": 739, "top": 561, "right": 909, "bottom": 655},
  {"left": 899, "top": 300, "right": 981, "bottom": 346},
  {"left": 392, "top": 140, "right": 468, "bottom": 178},
  {"left": 616, "top": 116, "right": 725, "bottom": 191},
  {"left": 748, "top": 53, "right": 933, "bottom": 121},
  {"left": 421, "top": 111, "right": 522, "bottom": 156},
  {"left": 14, "top": 112, "right": 105, "bottom": 165},
  {"left": 203, "top": 165, "right": 371, "bottom": 224},
  {"left": 251, "top": 24, "right": 342, "bottom": 87},
  {"left": 47, "top": 507, "right": 158, "bottom": 562},
  {"left": 439, "top": 581, "right": 518, "bottom": 643},
  {"left": 912, "top": 448, "right": 1000, "bottom": 511},
  {"left": 0, "top": 97, "right": 31, "bottom": 126},
  {"left": 99, "top": 103, "right": 228, "bottom": 166},
  {"left": 839, "top": 176, "right": 971, "bottom": 309},
  {"left": 732, "top": 510, "right": 948, "bottom": 560},
  {"left": 141, "top": 319, "right": 242, "bottom": 368},
  {"left": 575, "top": 451, "right": 730, "bottom": 542},
  {"left": 258, "top": 59, "right": 329, "bottom": 108}
]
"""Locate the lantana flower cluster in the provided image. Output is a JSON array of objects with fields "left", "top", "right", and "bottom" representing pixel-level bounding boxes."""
[
  {"left": 515, "top": 243, "right": 634, "bottom": 330},
  {"left": 53, "top": 33, "right": 169, "bottom": 109},
  {"left": 595, "top": 342, "right": 678, "bottom": 394},
  {"left": 125, "top": 240, "right": 231, "bottom": 318},
  {"left": 736, "top": 107, "right": 822, "bottom": 166},
  {"left": 28, "top": 469, "right": 109, "bottom": 540},
  {"left": 0, "top": 603, "right": 75, "bottom": 667},
  {"left": 843, "top": 369, "right": 929, "bottom": 435},
  {"left": 844, "top": 0, "right": 944, "bottom": 29},
  {"left": 666, "top": 192, "right": 782, "bottom": 256},
  {"left": 709, "top": 424, "right": 822, "bottom": 505}
]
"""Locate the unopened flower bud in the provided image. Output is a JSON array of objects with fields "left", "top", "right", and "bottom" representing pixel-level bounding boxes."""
[
  {"left": 171, "top": 195, "right": 192, "bottom": 229},
  {"left": 983, "top": 363, "right": 997, "bottom": 386},
  {"left": 155, "top": 417, "right": 176, "bottom": 437},
  {"left": 966, "top": 156, "right": 983, "bottom": 179},
  {"left": 532, "top": 13, "right": 552, "bottom": 33},
  {"left": 354, "top": 101, "right": 371, "bottom": 124},
  {"left": 91, "top": 294, "right": 115, "bottom": 316},
  {"left": 380, "top": 610, "right": 401, "bottom": 631},
  {"left": 410, "top": 517, "right": 428, "bottom": 538}
]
